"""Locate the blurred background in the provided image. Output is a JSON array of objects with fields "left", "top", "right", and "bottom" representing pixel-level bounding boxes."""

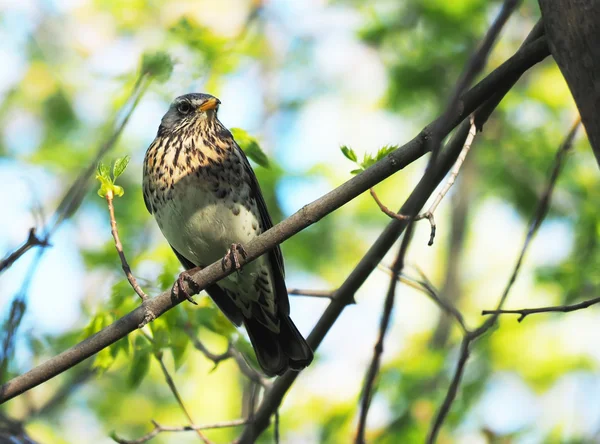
[{"left": 1, "top": 0, "right": 598, "bottom": 443}]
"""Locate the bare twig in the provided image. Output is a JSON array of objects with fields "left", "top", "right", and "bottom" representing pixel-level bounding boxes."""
[
  {"left": 377, "top": 264, "right": 468, "bottom": 334},
  {"left": 139, "top": 331, "right": 209, "bottom": 443},
  {"left": 184, "top": 326, "right": 269, "bottom": 387},
  {"left": 0, "top": 36, "right": 550, "bottom": 406},
  {"left": 482, "top": 296, "right": 600, "bottom": 322},
  {"left": 105, "top": 190, "right": 148, "bottom": 302},
  {"left": 356, "top": 222, "right": 416, "bottom": 443},
  {"left": 111, "top": 418, "right": 248, "bottom": 444},
  {"left": 0, "top": 229, "right": 48, "bottom": 274},
  {"left": 287, "top": 289, "right": 336, "bottom": 299},
  {"left": 427, "top": 117, "right": 581, "bottom": 443},
  {"left": 370, "top": 116, "right": 477, "bottom": 246},
  {"left": 429, "top": 0, "right": 520, "bottom": 162}
]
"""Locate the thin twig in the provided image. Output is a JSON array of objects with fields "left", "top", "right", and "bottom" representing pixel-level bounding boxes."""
[
  {"left": 105, "top": 190, "right": 148, "bottom": 301},
  {"left": 370, "top": 116, "right": 477, "bottom": 246},
  {"left": 0, "top": 229, "right": 48, "bottom": 274},
  {"left": 184, "top": 326, "right": 269, "bottom": 387},
  {"left": 356, "top": 221, "right": 416, "bottom": 443},
  {"left": 482, "top": 296, "right": 600, "bottom": 322},
  {"left": 377, "top": 264, "right": 468, "bottom": 334},
  {"left": 140, "top": 331, "right": 210, "bottom": 443},
  {"left": 111, "top": 418, "right": 248, "bottom": 444},
  {"left": 429, "top": 0, "right": 520, "bottom": 163},
  {"left": 427, "top": 117, "right": 581, "bottom": 443},
  {"left": 287, "top": 289, "right": 336, "bottom": 299}
]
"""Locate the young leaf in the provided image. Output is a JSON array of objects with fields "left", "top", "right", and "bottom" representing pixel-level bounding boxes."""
[
  {"left": 231, "top": 127, "right": 270, "bottom": 168},
  {"left": 97, "top": 162, "right": 111, "bottom": 181},
  {"left": 340, "top": 145, "right": 358, "bottom": 162},
  {"left": 350, "top": 168, "right": 364, "bottom": 175},
  {"left": 113, "top": 156, "right": 130, "bottom": 179}
]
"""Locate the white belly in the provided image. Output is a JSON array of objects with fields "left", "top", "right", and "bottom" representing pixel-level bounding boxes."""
[{"left": 154, "top": 183, "right": 269, "bottom": 298}]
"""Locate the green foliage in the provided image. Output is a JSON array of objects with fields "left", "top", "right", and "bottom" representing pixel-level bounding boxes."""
[
  {"left": 231, "top": 127, "right": 270, "bottom": 168},
  {"left": 140, "top": 51, "right": 174, "bottom": 82},
  {"left": 128, "top": 335, "right": 152, "bottom": 388},
  {"left": 96, "top": 156, "right": 130, "bottom": 198},
  {"left": 340, "top": 144, "right": 399, "bottom": 174}
]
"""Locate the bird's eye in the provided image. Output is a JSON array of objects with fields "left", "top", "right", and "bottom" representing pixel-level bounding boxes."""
[{"left": 177, "top": 102, "right": 192, "bottom": 115}]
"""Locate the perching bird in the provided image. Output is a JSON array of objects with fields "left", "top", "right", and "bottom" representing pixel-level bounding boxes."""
[{"left": 142, "top": 93, "right": 313, "bottom": 376}]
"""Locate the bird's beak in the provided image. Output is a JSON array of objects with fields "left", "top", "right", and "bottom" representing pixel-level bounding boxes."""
[{"left": 198, "top": 98, "right": 220, "bottom": 112}]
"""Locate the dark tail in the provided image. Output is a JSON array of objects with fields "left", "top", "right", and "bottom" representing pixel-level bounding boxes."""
[{"left": 244, "top": 315, "right": 313, "bottom": 377}]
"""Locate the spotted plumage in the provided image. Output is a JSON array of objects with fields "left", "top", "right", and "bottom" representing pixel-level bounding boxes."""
[{"left": 142, "top": 93, "right": 313, "bottom": 376}]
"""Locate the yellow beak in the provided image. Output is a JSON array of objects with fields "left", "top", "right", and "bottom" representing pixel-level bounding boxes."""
[{"left": 198, "top": 97, "right": 220, "bottom": 112}]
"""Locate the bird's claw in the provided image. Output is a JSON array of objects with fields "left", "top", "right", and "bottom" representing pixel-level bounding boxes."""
[
  {"left": 172, "top": 269, "right": 201, "bottom": 305},
  {"left": 221, "top": 243, "right": 247, "bottom": 272}
]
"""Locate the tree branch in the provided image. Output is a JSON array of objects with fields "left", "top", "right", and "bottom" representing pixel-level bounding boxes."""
[
  {"left": 0, "top": 229, "right": 49, "bottom": 274},
  {"left": 105, "top": 190, "right": 148, "bottom": 302},
  {"left": 287, "top": 289, "right": 336, "bottom": 299},
  {"left": 0, "top": 35, "right": 549, "bottom": 408},
  {"left": 428, "top": 0, "right": 520, "bottom": 162},
  {"left": 481, "top": 296, "right": 600, "bottom": 321},
  {"left": 111, "top": 418, "right": 248, "bottom": 444},
  {"left": 356, "top": 220, "right": 417, "bottom": 443}
]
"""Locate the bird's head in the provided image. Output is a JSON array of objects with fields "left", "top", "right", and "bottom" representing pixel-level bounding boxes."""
[{"left": 159, "top": 93, "right": 221, "bottom": 134}]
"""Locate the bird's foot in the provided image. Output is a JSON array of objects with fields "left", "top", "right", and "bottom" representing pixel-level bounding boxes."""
[
  {"left": 221, "top": 243, "right": 248, "bottom": 272},
  {"left": 172, "top": 267, "right": 203, "bottom": 305}
]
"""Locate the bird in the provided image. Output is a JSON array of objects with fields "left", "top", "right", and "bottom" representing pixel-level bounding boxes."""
[{"left": 142, "top": 92, "right": 313, "bottom": 376}]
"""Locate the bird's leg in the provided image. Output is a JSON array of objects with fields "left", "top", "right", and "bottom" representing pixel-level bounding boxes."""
[
  {"left": 172, "top": 267, "right": 203, "bottom": 305},
  {"left": 221, "top": 243, "right": 248, "bottom": 272}
]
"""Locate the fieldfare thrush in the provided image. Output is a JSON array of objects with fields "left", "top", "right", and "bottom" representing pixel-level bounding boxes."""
[{"left": 142, "top": 93, "right": 313, "bottom": 376}]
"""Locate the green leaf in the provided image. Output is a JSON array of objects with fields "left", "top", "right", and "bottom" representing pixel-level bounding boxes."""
[
  {"left": 360, "top": 145, "right": 399, "bottom": 170},
  {"left": 340, "top": 145, "right": 358, "bottom": 162},
  {"left": 350, "top": 168, "right": 364, "bottom": 175},
  {"left": 231, "top": 127, "right": 270, "bottom": 168},
  {"left": 97, "top": 162, "right": 111, "bottom": 181},
  {"left": 170, "top": 329, "right": 189, "bottom": 371},
  {"left": 112, "top": 185, "right": 124, "bottom": 197},
  {"left": 128, "top": 335, "right": 152, "bottom": 388},
  {"left": 141, "top": 51, "right": 174, "bottom": 82},
  {"left": 113, "top": 156, "right": 130, "bottom": 179},
  {"left": 150, "top": 317, "right": 170, "bottom": 352}
]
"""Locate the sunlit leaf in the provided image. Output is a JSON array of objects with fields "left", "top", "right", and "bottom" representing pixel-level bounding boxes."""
[
  {"left": 113, "top": 156, "right": 130, "bottom": 179},
  {"left": 128, "top": 335, "right": 152, "bottom": 388},
  {"left": 231, "top": 127, "right": 270, "bottom": 168},
  {"left": 340, "top": 145, "right": 358, "bottom": 162}
]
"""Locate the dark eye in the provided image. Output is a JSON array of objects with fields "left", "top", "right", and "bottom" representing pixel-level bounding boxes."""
[{"left": 177, "top": 101, "right": 192, "bottom": 115}]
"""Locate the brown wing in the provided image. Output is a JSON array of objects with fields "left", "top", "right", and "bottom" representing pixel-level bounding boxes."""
[{"left": 234, "top": 143, "right": 291, "bottom": 316}]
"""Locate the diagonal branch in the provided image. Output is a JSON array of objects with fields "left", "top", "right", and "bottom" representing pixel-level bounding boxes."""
[
  {"left": 428, "top": 0, "right": 520, "bottom": 162},
  {"left": 0, "top": 35, "right": 549, "bottom": 406},
  {"left": 356, "top": 221, "right": 417, "bottom": 443},
  {"left": 0, "top": 229, "right": 49, "bottom": 274}
]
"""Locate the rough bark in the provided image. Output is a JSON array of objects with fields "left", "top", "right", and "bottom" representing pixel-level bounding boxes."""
[{"left": 539, "top": 0, "right": 600, "bottom": 164}]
